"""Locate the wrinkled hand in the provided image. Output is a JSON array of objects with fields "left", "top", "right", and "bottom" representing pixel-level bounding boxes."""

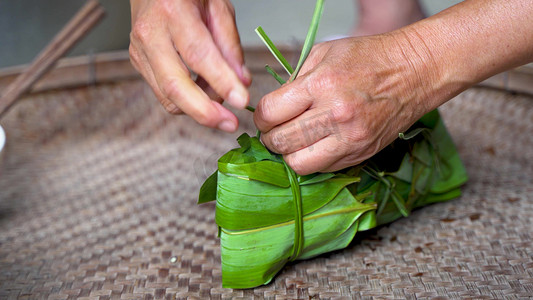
[
  {"left": 129, "top": 0, "right": 251, "bottom": 132},
  {"left": 254, "top": 36, "right": 435, "bottom": 175}
]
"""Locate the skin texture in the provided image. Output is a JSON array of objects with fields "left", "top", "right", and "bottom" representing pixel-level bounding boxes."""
[
  {"left": 255, "top": 0, "right": 533, "bottom": 175},
  {"left": 129, "top": 0, "right": 251, "bottom": 132},
  {"left": 130, "top": 0, "right": 533, "bottom": 175},
  {"left": 254, "top": 37, "right": 429, "bottom": 175}
]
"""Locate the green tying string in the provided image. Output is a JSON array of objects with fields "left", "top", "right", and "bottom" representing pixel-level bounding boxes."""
[{"left": 284, "top": 161, "right": 304, "bottom": 261}]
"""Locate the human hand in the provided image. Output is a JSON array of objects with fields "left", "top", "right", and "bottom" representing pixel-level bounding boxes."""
[
  {"left": 254, "top": 36, "right": 437, "bottom": 175},
  {"left": 253, "top": 0, "right": 533, "bottom": 175},
  {"left": 129, "top": 0, "right": 251, "bottom": 132}
]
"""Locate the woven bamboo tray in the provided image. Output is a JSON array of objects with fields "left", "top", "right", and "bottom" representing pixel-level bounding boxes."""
[{"left": 0, "top": 50, "right": 532, "bottom": 299}]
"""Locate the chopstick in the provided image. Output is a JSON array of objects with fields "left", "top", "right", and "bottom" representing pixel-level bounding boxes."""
[{"left": 0, "top": 0, "right": 105, "bottom": 119}]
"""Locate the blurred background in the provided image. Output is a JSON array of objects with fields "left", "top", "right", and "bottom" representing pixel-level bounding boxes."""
[{"left": 0, "top": 0, "right": 462, "bottom": 68}]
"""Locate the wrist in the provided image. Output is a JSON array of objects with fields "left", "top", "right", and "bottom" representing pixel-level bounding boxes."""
[
  {"left": 387, "top": 22, "right": 478, "bottom": 118},
  {"left": 386, "top": 0, "right": 533, "bottom": 116},
  {"left": 378, "top": 28, "right": 448, "bottom": 121}
]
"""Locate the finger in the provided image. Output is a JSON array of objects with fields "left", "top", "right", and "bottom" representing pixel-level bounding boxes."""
[
  {"left": 321, "top": 156, "right": 366, "bottom": 173},
  {"left": 170, "top": 3, "right": 249, "bottom": 109},
  {"left": 196, "top": 75, "right": 223, "bottom": 103},
  {"left": 254, "top": 78, "right": 313, "bottom": 133},
  {"left": 253, "top": 42, "right": 334, "bottom": 132},
  {"left": 142, "top": 35, "right": 238, "bottom": 131},
  {"left": 129, "top": 43, "right": 182, "bottom": 114},
  {"left": 322, "top": 128, "right": 400, "bottom": 173},
  {"left": 206, "top": 0, "right": 251, "bottom": 86},
  {"left": 261, "top": 107, "right": 338, "bottom": 154},
  {"left": 283, "top": 135, "right": 346, "bottom": 175}
]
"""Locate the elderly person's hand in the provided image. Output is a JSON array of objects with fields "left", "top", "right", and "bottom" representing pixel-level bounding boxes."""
[
  {"left": 129, "top": 0, "right": 251, "bottom": 132},
  {"left": 254, "top": 37, "right": 432, "bottom": 175},
  {"left": 255, "top": 0, "right": 533, "bottom": 175}
]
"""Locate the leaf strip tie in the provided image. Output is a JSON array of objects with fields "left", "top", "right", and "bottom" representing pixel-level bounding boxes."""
[
  {"left": 289, "top": 0, "right": 325, "bottom": 82},
  {"left": 255, "top": 26, "right": 294, "bottom": 75},
  {"left": 283, "top": 161, "right": 304, "bottom": 261}
]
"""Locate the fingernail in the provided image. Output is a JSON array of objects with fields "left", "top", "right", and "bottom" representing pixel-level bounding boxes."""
[
  {"left": 217, "top": 120, "right": 237, "bottom": 133},
  {"left": 227, "top": 87, "right": 248, "bottom": 109},
  {"left": 242, "top": 65, "right": 252, "bottom": 84}
]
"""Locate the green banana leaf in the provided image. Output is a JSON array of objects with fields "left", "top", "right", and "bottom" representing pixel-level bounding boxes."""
[
  {"left": 198, "top": 110, "right": 467, "bottom": 289},
  {"left": 197, "top": 0, "right": 468, "bottom": 289}
]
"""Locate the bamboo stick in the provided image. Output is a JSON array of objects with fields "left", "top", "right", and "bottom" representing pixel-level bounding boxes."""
[{"left": 0, "top": 0, "right": 105, "bottom": 119}]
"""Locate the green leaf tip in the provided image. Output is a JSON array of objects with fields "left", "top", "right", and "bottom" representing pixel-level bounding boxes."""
[
  {"left": 198, "top": 171, "right": 217, "bottom": 204},
  {"left": 289, "top": 0, "right": 325, "bottom": 82},
  {"left": 265, "top": 65, "right": 286, "bottom": 85},
  {"left": 255, "top": 26, "right": 294, "bottom": 75}
]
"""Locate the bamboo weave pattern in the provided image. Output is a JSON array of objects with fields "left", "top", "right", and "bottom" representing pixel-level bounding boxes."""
[{"left": 0, "top": 77, "right": 532, "bottom": 299}]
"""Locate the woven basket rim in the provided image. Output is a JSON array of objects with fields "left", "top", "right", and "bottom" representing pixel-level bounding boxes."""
[{"left": 0, "top": 50, "right": 531, "bottom": 97}]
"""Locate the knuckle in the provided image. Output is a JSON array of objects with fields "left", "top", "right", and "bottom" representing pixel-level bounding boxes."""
[
  {"left": 160, "top": 79, "right": 216, "bottom": 127},
  {"left": 226, "top": 42, "right": 242, "bottom": 61},
  {"left": 181, "top": 41, "right": 211, "bottom": 70},
  {"left": 166, "top": 104, "right": 182, "bottom": 115},
  {"left": 160, "top": 78, "right": 182, "bottom": 101},
  {"left": 254, "top": 98, "right": 274, "bottom": 130},
  {"left": 131, "top": 20, "right": 152, "bottom": 44},
  {"left": 168, "top": 108, "right": 181, "bottom": 115},
  {"left": 285, "top": 155, "right": 307, "bottom": 175},
  {"left": 160, "top": 99, "right": 180, "bottom": 115},
  {"left": 269, "top": 132, "right": 287, "bottom": 154},
  {"left": 330, "top": 98, "right": 357, "bottom": 123},
  {"left": 353, "top": 125, "right": 373, "bottom": 144},
  {"left": 304, "top": 69, "right": 333, "bottom": 96},
  {"left": 165, "top": 105, "right": 180, "bottom": 115},
  {"left": 159, "top": 0, "right": 177, "bottom": 17}
]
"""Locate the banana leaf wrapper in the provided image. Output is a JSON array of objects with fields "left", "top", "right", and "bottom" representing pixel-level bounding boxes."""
[{"left": 199, "top": 109, "right": 468, "bottom": 289}]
